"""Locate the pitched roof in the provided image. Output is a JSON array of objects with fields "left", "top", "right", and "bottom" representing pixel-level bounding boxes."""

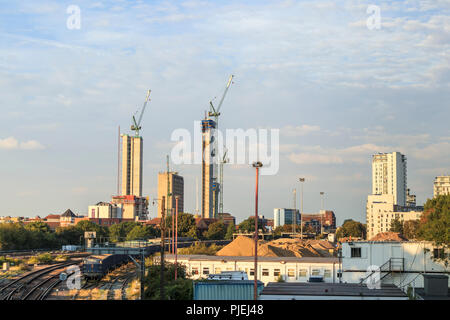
[
  {"left": 61, "top": 209, "right": 76, "bottom": 217},
  {"left": 369, "top": 232, "right": 408, "bottom": 241}
]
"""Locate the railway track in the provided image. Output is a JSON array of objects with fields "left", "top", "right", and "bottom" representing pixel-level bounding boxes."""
[
  {"left": 72, "top": 263, "right": 136, "bottom": 300},
  {"left": 0, "top": 261, "right": 80, "bottom": 300}
]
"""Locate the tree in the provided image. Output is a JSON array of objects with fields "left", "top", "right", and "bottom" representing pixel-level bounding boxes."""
[
  {"left": 56, "top": 225, "right": 83, "bottom": 245},
  {"left": 403, "top": 220, "right": 420, "bottom": 240},
  {"left": 390, "top": 218, "right": 403, "bottom": 233},
  {"left": 336, "top": 219, "right": 366, "bottom": 240},
  {"left": 237, "top": 217, "right": 264, "bottom": 233},
  {"left": 126, "top": 225, "right": 157, "bottom": 241},
  {"left": 273, "top": 224, "right": 302, "bottom": 237},
  {"left": 225, "top": 223, "right": 235, "bottom": 240},
  {"left": 109, "top": 221, "right": 142, "bottom": 242},
  {"left": 75, "top": 220, "right": 109, "bottom": 239},
  {"left": 204, "top": 221, "right": 227, "bottom": 240},
  {"left": 165, "top": 213, "right": 197, "bottom": 238},
  {"left": 24, "top": 221, "right": 51, "bottom": 233},
  {"left": 143, "top": 262, "right": 193, "bottom": 300},
  {"left": 177, "top": 242, "right": 223, "bottom": 255},
  {"left": 417, "top": 195, "right": 450, "bottom": 246}
]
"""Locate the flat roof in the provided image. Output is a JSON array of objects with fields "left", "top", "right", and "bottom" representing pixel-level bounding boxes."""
[
  {"left": 164, "top": 254, "right": 338, "bottom": 264},
  {"left": 260, "top": 282, "right": 408, "bottom": 297}
]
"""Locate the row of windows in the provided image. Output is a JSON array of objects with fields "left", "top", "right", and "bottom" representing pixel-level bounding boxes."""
[{"left": 190, "top": 267, "right": 332, "bottom": 278}]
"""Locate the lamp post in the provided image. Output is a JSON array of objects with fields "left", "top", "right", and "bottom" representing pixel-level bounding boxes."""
[
  {"left": 252, "top": 161, "right": 263, "bottom": 301},
  {"left": 320, "top": 191, "right": 324, "bottom": 234},
  {"left": 175, "top": 196, "right": 179, "bottom": 280},
  {"left": 299, "top": 178, "right": 305, "bottom": 240},
  {"left": 293, "top": 188, "right": 297, "bottom": 235}
]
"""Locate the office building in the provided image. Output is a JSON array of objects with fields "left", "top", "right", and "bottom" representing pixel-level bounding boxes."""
[
  {"left": 372, "top": 152, "right": 407, "bottom": 206},
  {"left": 274, "top": 208, "right": 300, "bottom": 228},
  {"left": 434, "top": 175, "right": 450, "bottom": 197},
  {"left": 157, "top": 171, "right": 184, "bottom": 217}
]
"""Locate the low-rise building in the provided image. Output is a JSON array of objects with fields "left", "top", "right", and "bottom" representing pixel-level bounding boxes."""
[
  {"left": 88, "top": 202, "right": 123, "bottom": 219},
  {"left": 217, "top": 213, "right": 236, "bottom": 226},
  {"left": 111, "top": 195, "right": 148, "bottom": 220},
  {"left": 301, "top": 210, "right": 336, "bottom": 231},
  {"left": 341, "top": 240, "right": 450, "bottom": 290},
  {"left": 366, "top": 194, "right": 423, "bottom": 239},
  {"left": 163, "top": 254, "right": 339, "bottom": 285}
]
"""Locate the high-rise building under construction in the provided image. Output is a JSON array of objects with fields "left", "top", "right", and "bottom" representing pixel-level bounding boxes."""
[
  {"left": 121, "top": 134, "right": 143, "bottom": 197},
  {"left": 112, "top": 133, "right": 147, "bottom": 220},
  {"left": 201, "top": 118, "right": 218, "bottom": 219}
]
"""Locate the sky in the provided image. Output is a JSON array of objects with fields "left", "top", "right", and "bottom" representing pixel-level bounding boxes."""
[{"left": 0, "top": 0, "right": 449, "bottom": 225}]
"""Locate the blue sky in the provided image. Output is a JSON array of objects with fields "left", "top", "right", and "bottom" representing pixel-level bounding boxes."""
[{"left": 1, "top": 0, "right": 449, "bottom": 225}]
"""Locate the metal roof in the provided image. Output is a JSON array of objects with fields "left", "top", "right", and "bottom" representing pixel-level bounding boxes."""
[{"left": 260, "top": 282, "right": 408, "bottom": 297}]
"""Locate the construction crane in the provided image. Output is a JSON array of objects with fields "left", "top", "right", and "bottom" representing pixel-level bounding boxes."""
[
  {"left": 208, "top": 75, "right": 234, "bottom": 216},
  {"left": 219, "top": 147, "right": 229, "bottom": 215},
  {"left": 131, "top": 89, "right": 151, "bottom": 137}
]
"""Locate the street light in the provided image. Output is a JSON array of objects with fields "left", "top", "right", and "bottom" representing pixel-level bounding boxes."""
[
  {"left": 299, "top": 178, "right": 305, "bottom": 240},
  {"left": 320, "top": 192, "right": 325, "bottom": 234},
  {"left": 252, "top": 161, "right": 263, "bottom": 301}
]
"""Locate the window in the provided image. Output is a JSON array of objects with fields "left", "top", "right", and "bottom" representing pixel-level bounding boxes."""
[
  {"left": 312, "top": 269, "right": 320, "bottom": 276},
  {"left": 288, "top": 269, "right": 295, "bottom": 277},
  {"left": 191, "top": 267, "right": 199, "bottom": 275},
  {"left": 351, "top": 247, "right": 362, "bottom": 258},
  {"left": 433, "top": 248, "right": 447, "bottom": 259},
  {"left": 262, "top": 269, "right": 269, "bottom": 276},
  {"left": 273, "top": 269, "right": 280, "bottom": 277},
  {"left": 299, "top": 269, "right": 307, "bottom": 277},
  {"left": 215, "top": 268, "right": 221, "bottom": 274},
  {"left": 249, "top": 268, "right": 254, "bottom": 276},
  {"left": 202, "top": 267, "right": 209, "bottom": 275},
  {"left": 324, "top": 269, "right": 332, "bottom": 278}
]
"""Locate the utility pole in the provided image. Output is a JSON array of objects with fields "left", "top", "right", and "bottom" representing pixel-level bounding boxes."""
[
  {"left": 175, "top": 196, "right": 179, "bottom": 280},
  {"left": 160, "top": 196, "right": 166, "bottom": 300},
  {"left": 252, "top": 161, "right": 263, "bottom": 301},
  {"left": 166, "top": 155, "right": 172, "bottom": 253},
  {"left": 299, "top": 178, "right": 305, "bottom": 240}
]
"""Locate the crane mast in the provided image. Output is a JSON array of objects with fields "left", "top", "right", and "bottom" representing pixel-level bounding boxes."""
[{"left": 208, "top": 75, "right": 234, "bottom": 217}]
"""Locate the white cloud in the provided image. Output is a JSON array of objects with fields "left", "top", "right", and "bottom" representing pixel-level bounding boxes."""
[
  {"left": 20, "top": 140, "right": 45, "bottom": 150},
  {"left": 0, "top": 137, "right": 45, "bottom": 150},
  {"left": 0, "top": 137, "right": 19, "bottom": 149}
]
